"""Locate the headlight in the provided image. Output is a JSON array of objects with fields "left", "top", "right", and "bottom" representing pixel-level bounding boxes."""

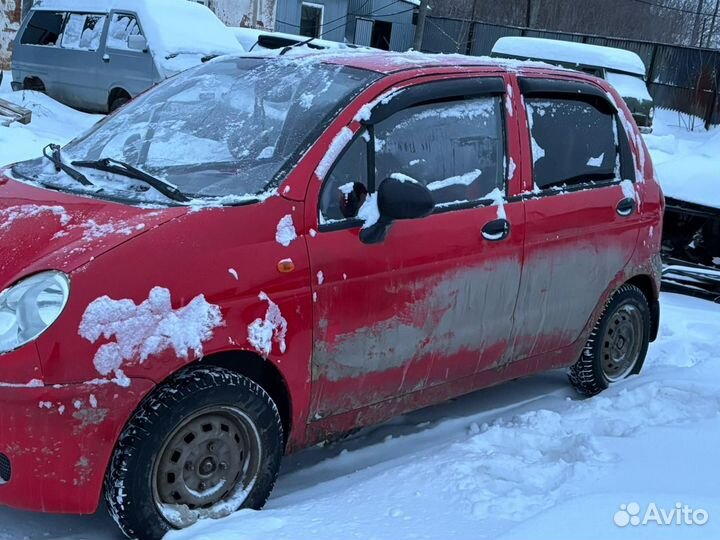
[
  {"left": 649, "top": 107, "right": 655, "bottom": 120},
  {"left": 0, "top": 271, "right": 70, "bottom": 354}
]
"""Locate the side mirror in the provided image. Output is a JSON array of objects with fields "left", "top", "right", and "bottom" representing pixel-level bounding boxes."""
[
  {"left": 378, "top": 175, "right": 435, "bottom": 220},
  {"left": 360, "top": 176, "right": 434, "bottom": 244},
  {"left": 128, "top": 34, "right": 148, "bottom": 52}
]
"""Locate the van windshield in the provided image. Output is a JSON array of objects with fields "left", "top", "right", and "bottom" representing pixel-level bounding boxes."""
[{"left": 13, "top": 57, "right": 377, "bottom": 204}]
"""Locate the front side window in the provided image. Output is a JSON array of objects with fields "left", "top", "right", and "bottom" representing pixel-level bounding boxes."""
[
  {"left": 375, "top": 98, "right": 505, "bottom": 206},
  {"left": 12, "top": 57, "right": 377, "bottom": 204},
  {"left": 21, "top": 11, "right": 66, "bottom": 46},
  {"left": 300, "top": 3, "right": 324, "bottom": 38},
  {"left": 320, "top": 134, "right": 369, "bottom": 224},
  {"left": 61, "top": 13, "right": 106, "bottom": 50},
  {"left": 526, "top": 98, "right": 618, "bottom": 190},
  {"left": 106, "top": 14, "right": 142, "bottom": 50}
]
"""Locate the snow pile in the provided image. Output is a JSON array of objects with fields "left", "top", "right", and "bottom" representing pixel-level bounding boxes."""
[
  {"left": 492, "top": 36, "right": 647, "bottom": 76},
  {"left": 0, "top": 72, "right": 101, "bottom": 168},
  {"left": 275, "top": 215, "right": 297, "bottom": 247},
  {"left": 644, "top": 109, "right": 720, "bottom": 208},
  {"left": 0, "top": 204, "right": 69, "bottom": 231},
  {"left": 79, "top": 287, "right": 223, "bottom": 386},
  {"left": 247, "top": 293, "right": 288, "bottom": 356}
]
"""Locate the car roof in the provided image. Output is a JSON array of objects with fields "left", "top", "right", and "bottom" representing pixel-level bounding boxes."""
[{"left": 309, "top": 50, "right": 585, "bottom": 79}]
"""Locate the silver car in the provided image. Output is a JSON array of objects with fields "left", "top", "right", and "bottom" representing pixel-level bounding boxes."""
[{"left": 11, "top": 0, "right": 243, "bottom": 113}]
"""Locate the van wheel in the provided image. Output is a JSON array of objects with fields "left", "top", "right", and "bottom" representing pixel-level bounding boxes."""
[
  {"left": 104, "top": 367, "right": 284, "bottom": 540},
  {"left": 109, "top": 94, "right": 130, "bottom": 112},
  {"left": 568, "top": 284, "right": 651, "bottom": 396}
]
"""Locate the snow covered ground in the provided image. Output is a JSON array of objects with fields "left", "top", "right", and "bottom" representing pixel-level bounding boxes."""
[
  {"left": 0, "top": 73, "right": 719, "bottom": 539},
  {"left": 644, "top": 109, "right": 720, "bottom": 209}
]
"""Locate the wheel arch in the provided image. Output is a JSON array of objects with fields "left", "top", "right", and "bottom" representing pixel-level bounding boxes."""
[
  {"left": 108, "top": 87, "right": 131, "bottom": 110},
  {"left": 23, "top": 76, "right": 45, "bottom": 92}
]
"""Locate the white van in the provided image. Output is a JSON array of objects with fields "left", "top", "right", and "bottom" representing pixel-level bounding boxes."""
[{"left": 11, "top": 0, "right": 243, "bottom": 112}]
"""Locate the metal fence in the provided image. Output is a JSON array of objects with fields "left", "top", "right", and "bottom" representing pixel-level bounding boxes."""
[{"left": 421, "top": 17, "right": 720, "bottom": 128}]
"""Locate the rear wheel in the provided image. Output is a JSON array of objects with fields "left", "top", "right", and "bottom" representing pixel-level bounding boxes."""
[
  {"left": 568, "top": 284, "right": 651, "bottom": 396},
  {"left": 105, "top": 367, "right": 284, "bottom": 540},
  {"left": 109, "top": 91, "right": 131, "bottom": 112},
  {"left": 23, "top": 77, "right": 45, "bottom": 93}
]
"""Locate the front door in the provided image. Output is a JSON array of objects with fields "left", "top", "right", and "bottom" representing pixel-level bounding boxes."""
[
  {"left": 509, "top": 77, "right": 643, "bottom": 361},
  {"left": 305, "top": 76, "right": 525, "bottom": 420},
  {"left": 100, "top": 13, "right": 156, "bottom": 105}
]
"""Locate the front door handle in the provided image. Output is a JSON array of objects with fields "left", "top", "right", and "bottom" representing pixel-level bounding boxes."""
[
  {"left": 482, "top": 218, "right": 511, "bottom": 241},
  {"left": 616, "top": 197, "right": 636, "bottom": 217}
]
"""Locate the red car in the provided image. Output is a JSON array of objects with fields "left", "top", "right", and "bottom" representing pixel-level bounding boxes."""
[{"left": 0, "top": 52, "right": 662, "bottom": 539}]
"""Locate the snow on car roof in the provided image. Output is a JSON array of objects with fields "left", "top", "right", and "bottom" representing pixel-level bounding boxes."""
[
  {"left": 33, "top": 0, "right": 243, "bottom": 59},
  {"left": 313, "top": 50, "right": 571, "bottom": 76},
  {"left": 492, "top": 36, "right": 647, "bottom": 77}
]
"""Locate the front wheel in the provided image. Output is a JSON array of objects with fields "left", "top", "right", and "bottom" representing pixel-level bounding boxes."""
[
  {"left": 568, "top": 284, "right": 651, "bottom": 396},
  {"left": 105, "top": 367, "right": 284, "bottom": 540}
]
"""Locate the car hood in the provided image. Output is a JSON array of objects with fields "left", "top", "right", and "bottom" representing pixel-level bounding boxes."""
[{"left": 0, "top": 175, "right": 185, "bottom": 288}]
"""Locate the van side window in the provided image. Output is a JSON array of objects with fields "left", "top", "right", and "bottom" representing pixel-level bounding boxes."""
[
  {"left": 107, "top": 14, "right": 143, "bottom": 50},
  {"left": 319, "top": 133, "right": 369, "bottom": 224},
  {"left": 374, "top": 98, "right": 505, "bottom": 206},
  {"left": 526, "top": 98, "right": 618, "bottom": 190},
  {"left": 21, "top": 11, "right": 66, "bottom": 46},
  {"left": 61, "top": 14, "right": 106, "bottom": 51}
]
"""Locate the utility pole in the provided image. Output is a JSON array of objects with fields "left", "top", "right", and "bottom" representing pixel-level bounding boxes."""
[
  {"left": 525, "top": 0, "right": 532, "bottom": 28},
  {"left": 413, "top": 0, "right": 430, "bottom": 51},
  {"left": 692, "top": 0, "right": 706, "bottom": 47}
]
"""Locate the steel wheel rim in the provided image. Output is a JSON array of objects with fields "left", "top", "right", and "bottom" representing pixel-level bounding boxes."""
[
  {"left": 601, "top": 303, "right": 644, "bottom": 382},
  {"left": 152, "top": 406, "right": 262, "bottom": 528}
]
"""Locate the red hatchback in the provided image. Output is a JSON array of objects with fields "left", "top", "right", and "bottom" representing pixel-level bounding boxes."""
[{"left": 0, "top": 52, "right": 662, "bottom": 539}]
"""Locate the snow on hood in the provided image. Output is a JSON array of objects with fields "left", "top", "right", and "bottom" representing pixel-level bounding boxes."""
[
  {"left": 493, "top": 36, "right": 647, "bottom": 76},
  {"left": 34, "top": 0, "right": 243, "bottom": 76},
  {"left": 0, "top": 175, "right": 184, "bottom": 287}
]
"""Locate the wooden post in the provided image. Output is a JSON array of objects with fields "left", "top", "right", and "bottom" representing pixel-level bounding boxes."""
[{"left": 413, "top": 0, "right": 430, "bottom": 51}]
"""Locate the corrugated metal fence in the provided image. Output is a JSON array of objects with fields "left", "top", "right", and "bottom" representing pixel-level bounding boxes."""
[{"left": 422, "top": 16, "right": 720, "bottom": 128}]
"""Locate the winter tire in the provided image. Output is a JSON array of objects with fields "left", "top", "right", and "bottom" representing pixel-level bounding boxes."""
[
  {"left": 568, "top": 284, "right": 651, "bottom": 396},
  {"left": 104, "top": 366, "right": 284, "bottom": 540}
]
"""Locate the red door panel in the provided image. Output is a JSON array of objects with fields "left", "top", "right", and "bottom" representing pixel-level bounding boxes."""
[{"left": 308, "top": 203, "right": 525, "bottom": 420}]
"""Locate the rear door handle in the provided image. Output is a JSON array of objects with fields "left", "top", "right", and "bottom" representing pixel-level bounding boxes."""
[
  {"left": 102, "top": 54, "right": 110, "bottom": 63},
  {"left": 617, "top": 197, "right": 636, "bottom": 217},
  {"left": 482, "top": 218, "right": 511, "bottom": 241}
]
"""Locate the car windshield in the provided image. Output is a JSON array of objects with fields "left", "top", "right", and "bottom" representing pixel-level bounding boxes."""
[{"left": 12, "top": 56, "right": 377, "bottom": 205}]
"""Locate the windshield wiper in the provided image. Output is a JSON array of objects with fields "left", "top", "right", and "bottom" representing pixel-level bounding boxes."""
[
  {"left": 43, "top": 144, "right": 95, "bottom": 187},
  {"left": 71, "top": 157, "right": 190, "bottom": 203}
]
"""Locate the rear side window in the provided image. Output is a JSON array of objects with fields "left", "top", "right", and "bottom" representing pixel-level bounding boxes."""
[
  {"left": 526, "top": 98, "right": 618, "bottom": 190},
  {"left": 107, "top": 14, "right": 143, "bottom": 50},
  {"left": 21, "top": 11, "right": 66, "bottom": 46},
  {"left": 61, "top": 14, "right": 106, "bottom": 50},
  {"left": 374, "top": 98, "right": 505, "bottom": 206}
]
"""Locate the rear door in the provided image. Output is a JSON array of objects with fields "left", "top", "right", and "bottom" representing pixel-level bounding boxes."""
[
  {"left": 305, "top": 75, "right": 526, "bottom": 420},
  {"left": 509, "top": 76, "right": 642, "bottom": 362}
]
